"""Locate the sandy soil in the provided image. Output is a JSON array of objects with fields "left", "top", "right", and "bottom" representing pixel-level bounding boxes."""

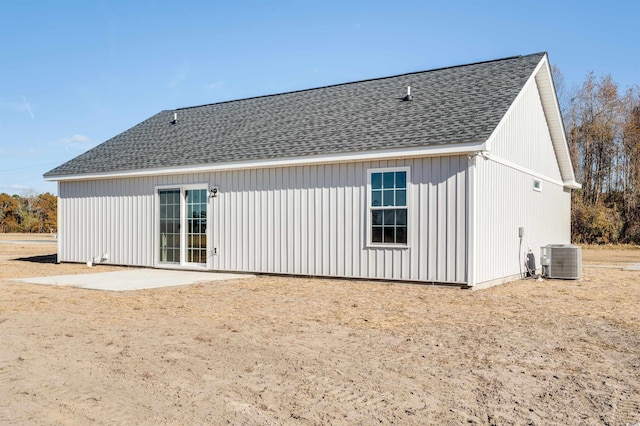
[{"left": 0, "top": 234, "right": 638, "bottom": 425}]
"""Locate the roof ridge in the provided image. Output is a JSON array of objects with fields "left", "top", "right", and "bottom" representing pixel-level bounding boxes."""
[{"left": 175, "top": 52, "right": 546, "bottom": 112}]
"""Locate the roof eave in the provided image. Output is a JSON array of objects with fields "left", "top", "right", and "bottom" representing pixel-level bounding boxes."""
[
  {"left": 535, "top": 54, "right": 579, "bottom": 185},
  {"left": 44, "top": 140, "right": 487, "bottom": 182},
  {"left": 563, "top": 180, "right": 582, "bottom": 190}
]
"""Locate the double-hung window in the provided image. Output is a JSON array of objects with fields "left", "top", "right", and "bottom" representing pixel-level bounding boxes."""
[{"left": 368, "top": 167, "right": 409, "bottom": 246}]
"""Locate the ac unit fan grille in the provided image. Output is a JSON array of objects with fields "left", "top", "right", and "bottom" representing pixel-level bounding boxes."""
[{"left": 542, "top": 245, "right": 582, "bottom": 279}]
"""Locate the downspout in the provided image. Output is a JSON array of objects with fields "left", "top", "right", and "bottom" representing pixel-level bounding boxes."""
[
  {"left": 56, "top": 181, "right": 61, "bottom": 264},
  {"left": 466, "top": 153, "right": 478, "bottom": 287}
]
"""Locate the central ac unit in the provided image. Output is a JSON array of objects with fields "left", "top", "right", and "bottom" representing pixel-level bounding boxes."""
[{"left": 540, "top": 244, "right": 582, "bottom": 279}]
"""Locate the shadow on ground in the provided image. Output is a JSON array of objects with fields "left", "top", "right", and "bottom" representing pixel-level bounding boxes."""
[{"left": 14, "top": 254, "right": 57, "bottom": 264}]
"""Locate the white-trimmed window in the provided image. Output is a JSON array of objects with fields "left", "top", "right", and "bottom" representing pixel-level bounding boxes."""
[
  {"left": 533, "top": 178, "right": 542, "bottom": 192},
  {"left": 368, "top": 167, "right": 409, "bottom": 246}
]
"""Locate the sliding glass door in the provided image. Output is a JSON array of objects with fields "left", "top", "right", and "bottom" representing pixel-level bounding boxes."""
[
  {"left": 186, "top": 189, "right": 207, "bottom": 264},
  {"left": 159, "top": 189, "right": 181, "bottom": 263},
  {"left": 158, "top": 187, "right": 208, "bottom": 267}
]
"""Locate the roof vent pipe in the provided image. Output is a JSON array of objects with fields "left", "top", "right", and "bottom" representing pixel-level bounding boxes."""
[
  {"left": 403, "top": 86, "right": 413, "bottom": 101},
  {"left": 171, "top": 112, "right": 177, "bottom": 125}
]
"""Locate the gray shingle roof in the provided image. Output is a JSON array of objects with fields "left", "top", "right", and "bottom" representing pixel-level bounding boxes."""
[{"left": 45, "top": 53, "right": 545, "bottom": 177}]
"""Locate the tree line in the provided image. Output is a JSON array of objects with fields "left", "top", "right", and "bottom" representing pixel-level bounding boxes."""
[
  {"left": 554, "top": 66, "right": 640, "bottom": 244},
  {"left": 0, "top": 192, "right": 57, "bottom": 233}
]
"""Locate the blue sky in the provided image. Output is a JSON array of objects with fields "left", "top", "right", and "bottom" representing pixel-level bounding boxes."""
[{"left": 1, "top": 0, "right": 638, "bottom": 195}]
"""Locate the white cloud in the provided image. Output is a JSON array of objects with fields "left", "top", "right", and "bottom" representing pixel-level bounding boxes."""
[
  {"left": 7, "top": 184, "right": 36, "bottom": 196},
  {"left": 21, "top": 96, "right": 35, "bottom": 119},
  {"left": 168, "top": 60, "right": 190, "bottom": 88},
  {"left": 62, "top": 134, "right": 92, "bottom": 144},
  {"left": 61, "top": 134, "right": 93, "bottom": 150},
  {"left": 10, "top": 184, "right": 31, "bottom": 190},
  {"left": 0, "top": 96, "right": 35, "bottom": 119},
  {"left": 204, "top": 81, "right": 225, "bottom": 90}
]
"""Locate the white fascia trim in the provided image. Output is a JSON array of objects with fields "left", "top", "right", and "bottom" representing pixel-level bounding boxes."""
[
  {"left": 485, "top": 54, "right": 580, "bottom": 188},
  {"left": 482, "top": 152, "right": 566, "bottom": 187},
  {"left": 535, "top": 56, "right": 579, "bottom": 185},
  {"left": 563, "top": 179, "right": 582, "bottom": 190},
  {"left": 45, "top": 141, "right": 486, "bottom": 182}
]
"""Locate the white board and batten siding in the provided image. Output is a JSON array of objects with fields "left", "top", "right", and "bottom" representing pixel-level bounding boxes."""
[
  {"left": 58, "top": 156, "right": 468, "bottom": 284},
  {"left": 59, "top": 176, "right": 156, "bottom": 267},
  {"left": 473, "top": 76, "right": 571, "bottom": 287}
]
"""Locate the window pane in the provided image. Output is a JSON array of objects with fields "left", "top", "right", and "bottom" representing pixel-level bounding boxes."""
[
  {"left": 383, "top": 190, "right": 395, "bottom": 206},
  {"left": 371, "top": 173, "right": 382, "bottom": 189},
  {"left": 383, "top": 172, "right": 395, "bottom": 189},
  {"left": 396, "top": 227, "right": 407, "bottom": 244},
  {"left": 396, "top": 209, "right": 407, "bottom": 225},
  {"left": 396, "top": 189, "right": 406, "bottom": 206},
  {"left": 383, "top": 210, "right": 395, "bottom": 225},
  {"left": 383, "top": 227, "right": 395, "bottom": 243},
  {"left": 372, "top": 227, "right": 383, "bottom": 243},
  {"left": 371, "top": 190, "right": 382, "bottom": 206},
  {"left": 371, "top": 210, "right": 382, "bottom": 225},
  {"left": 369, "top": 169, "right": 409, "bottom": 246}
]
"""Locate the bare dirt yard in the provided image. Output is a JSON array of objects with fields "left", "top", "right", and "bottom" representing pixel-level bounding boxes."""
[{"left": 0, "top": 234, "right": 638, "bottom": 425}]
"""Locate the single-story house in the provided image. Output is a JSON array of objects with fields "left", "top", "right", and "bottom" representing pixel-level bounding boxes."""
[{"left": 44, "top": 52, "right": 580, "bottom": 289}]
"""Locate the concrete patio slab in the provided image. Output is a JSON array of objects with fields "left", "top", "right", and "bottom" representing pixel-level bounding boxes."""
[{"left": 15, "top": 269, "right": 254, "bottom": 291}]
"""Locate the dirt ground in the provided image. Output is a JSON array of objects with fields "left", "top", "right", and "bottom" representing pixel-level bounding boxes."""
[{"left": 0, "top": 234, "right": 638, "bottom": 425}]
